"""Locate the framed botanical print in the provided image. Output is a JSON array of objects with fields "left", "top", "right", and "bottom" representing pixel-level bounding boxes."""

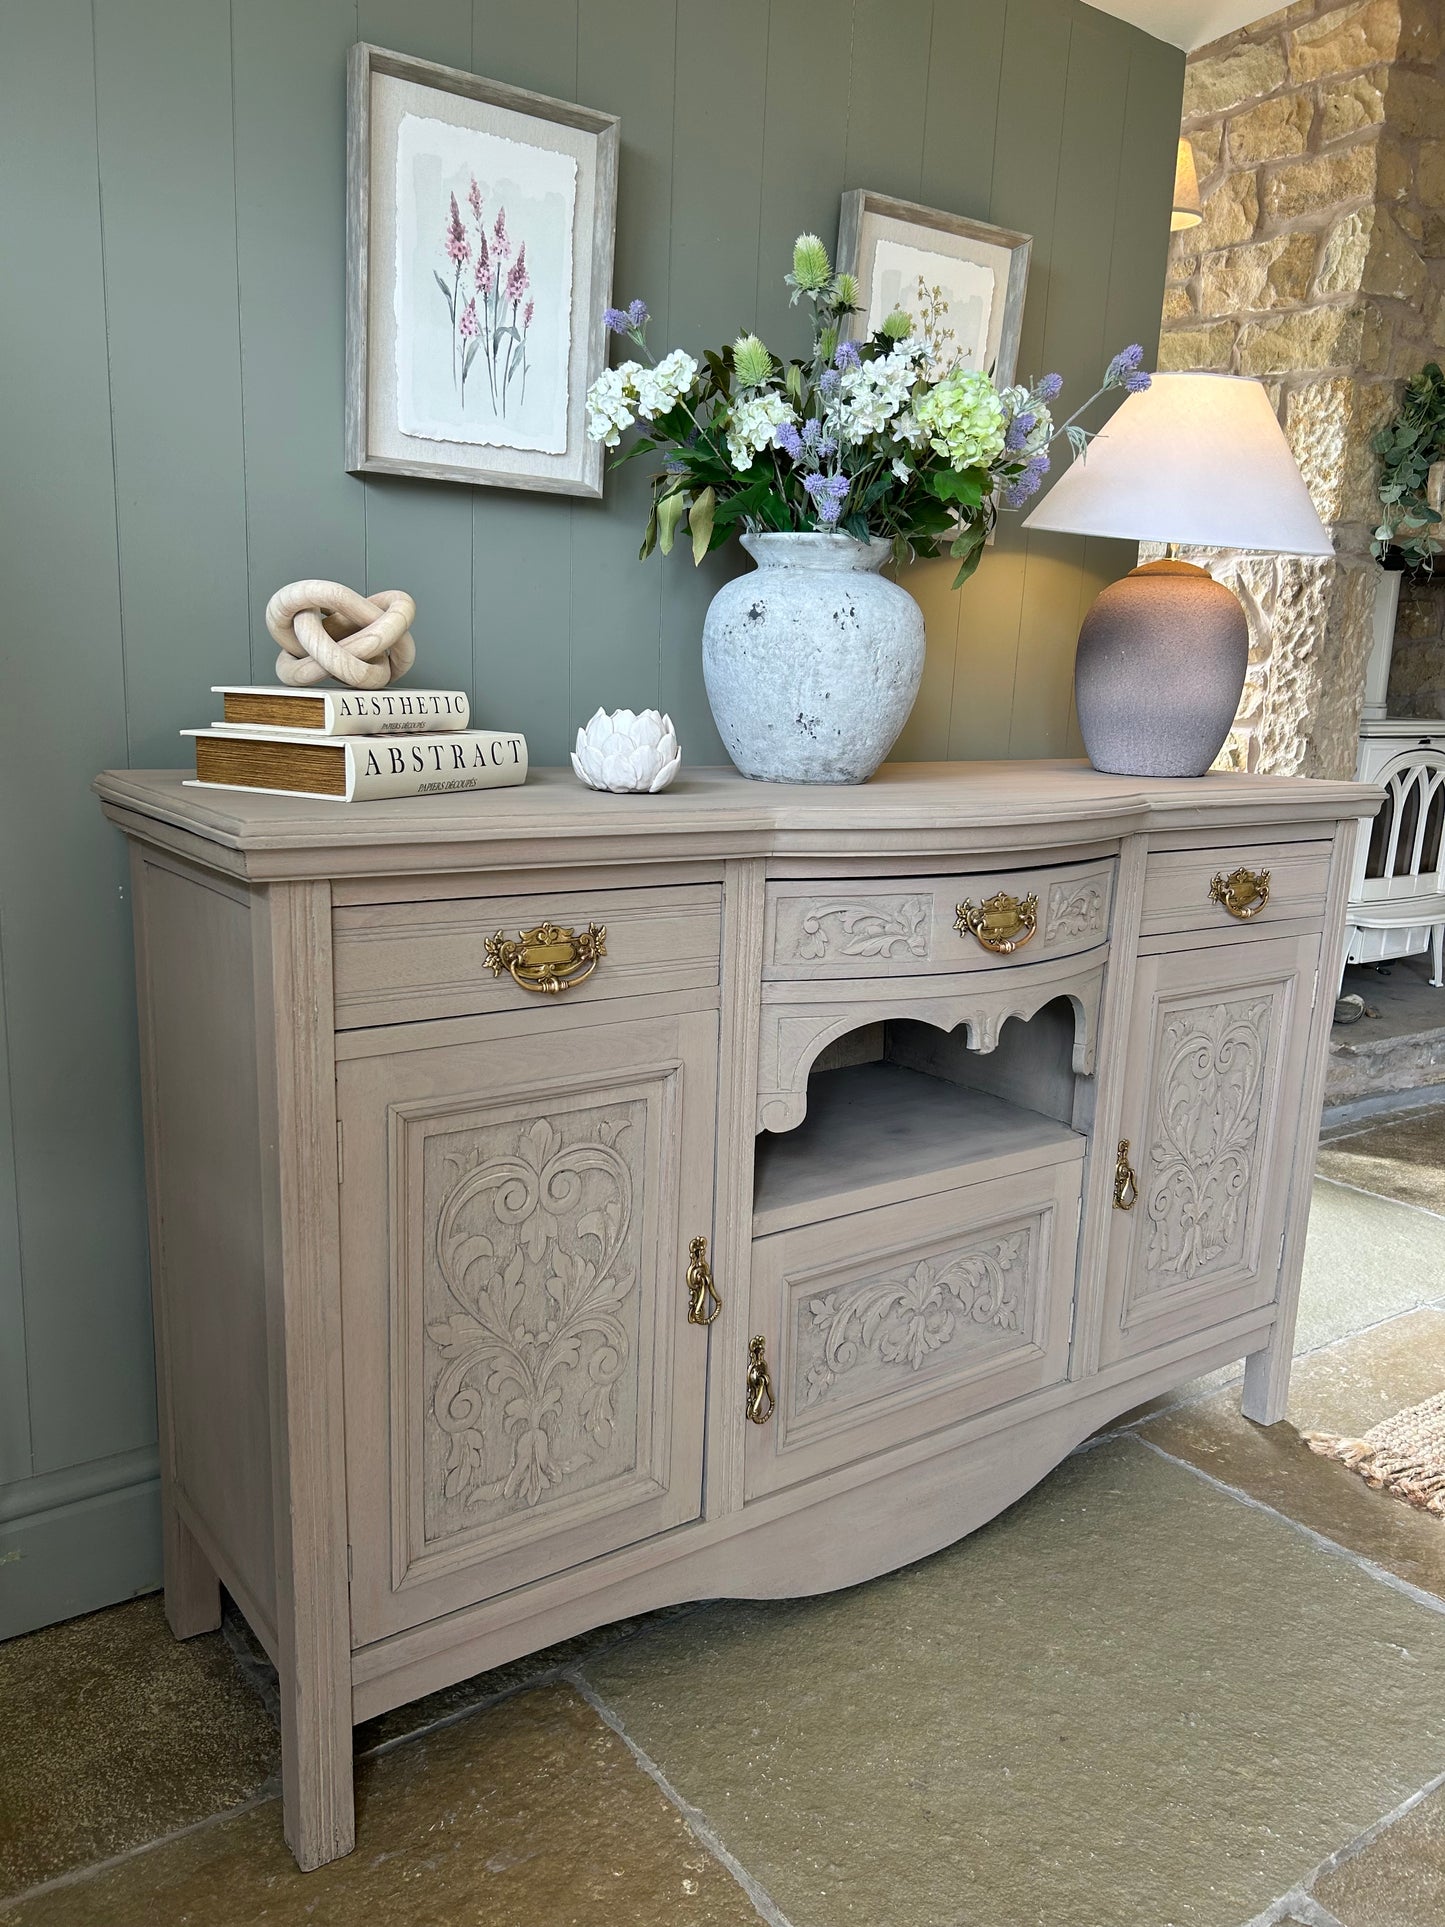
[
  {"left": 836, "top": 190, "right": 1031, "bottom": 388},
  {"left": 346, "top": 43, "right": 619, "bottom": 496}
]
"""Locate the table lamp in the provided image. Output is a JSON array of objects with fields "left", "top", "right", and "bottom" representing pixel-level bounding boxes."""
[{"left": 1021, "top": 372, "right": 1332, "bottom": 778}]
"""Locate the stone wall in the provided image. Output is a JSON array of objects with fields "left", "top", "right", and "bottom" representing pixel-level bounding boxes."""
[{"left": 1161, "top": 0, "right": 1445, "bottom": 775}]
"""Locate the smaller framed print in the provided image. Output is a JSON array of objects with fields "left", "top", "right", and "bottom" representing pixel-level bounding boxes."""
[
  {"left": 836, "top": 190, "right": 1031, "bottom": 389},
  {"left": 346, "top": 43, "right": 619, "bottom": 496}
]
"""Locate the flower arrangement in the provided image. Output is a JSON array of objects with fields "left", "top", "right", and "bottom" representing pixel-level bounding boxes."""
[
  {"left": 586, "top": 234, "right": 1150, "bottom": 586},
  {"left": 436, "top": 177, "right": 535, "bottom": 418},
  {"left": 1374, "top": 361, "right": 1445, "bottom": 576}
]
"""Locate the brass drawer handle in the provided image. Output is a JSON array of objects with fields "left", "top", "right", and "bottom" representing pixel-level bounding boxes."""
[
  {"left": 955, "top": 890, "right": 1038, "bottom": 955},
  {"left": 484, "top": 920, "right": 606, "bottom": 995},
  {"left": 686, "top": 1235, "right": 722, "bottom": 1325},
  {"left": 1114, "top": 1139, "right": 1139, "bottom": 1211},
  {"left": 1209, "top": 868, "right": 1271, "bottom": 921},
  {"left": 745, "top": 1335, "right": 775, "bottom": 1425}
]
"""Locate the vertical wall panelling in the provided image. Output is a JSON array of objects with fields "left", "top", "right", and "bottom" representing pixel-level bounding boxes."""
[
  {"left": 0, "top": 0, "right": 155, "bottom": 1630},
  {"left": 0, "top": 0, "right": 1182, "bottom": 1633},
  {"left": 358, "top": 1, "right": 478, "bottom": 701},
  {"left": 232, "top": 0, "right": 367, "bottom": 682},
  {"left": 1011, "top": 4, "right": 1132, "bottom": 757},
  {"left": 93, "top": 0, "right": 252, "bottom": 764},
  {"left": 570, "top": 0, "right": 675, "bottom": 728}
]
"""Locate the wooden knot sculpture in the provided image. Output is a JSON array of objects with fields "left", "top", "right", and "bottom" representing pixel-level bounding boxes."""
[{"left": 264, "top": 579, "right": 418, "bottom": 689}]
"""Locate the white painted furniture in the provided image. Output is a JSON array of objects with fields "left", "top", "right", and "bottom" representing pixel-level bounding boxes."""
[{"left": 95, "top": 761, "right": 1374, "bottom": 1872}]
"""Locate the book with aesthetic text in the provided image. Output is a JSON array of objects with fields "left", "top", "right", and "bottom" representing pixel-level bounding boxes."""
[
  {"left": 184, "top": 727, "right": 527, "bottom": 801},
  {"left": 211, "top": 685, "right": 470, "bottom": 735}
]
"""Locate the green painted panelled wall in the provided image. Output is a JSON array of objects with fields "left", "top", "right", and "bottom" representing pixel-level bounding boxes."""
[{"left": 0, "top": 0, "right": 1183, "bottom": 1634}]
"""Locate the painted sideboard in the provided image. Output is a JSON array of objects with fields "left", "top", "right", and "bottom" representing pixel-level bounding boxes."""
[{"left": 95, "top": 760, "right": 1376, "bottom": 1871}]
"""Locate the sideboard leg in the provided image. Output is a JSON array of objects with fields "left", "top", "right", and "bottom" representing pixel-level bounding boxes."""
[
  {"left": 162, "top": 1506, "right": 221, "bottom": 1639},
  {"left": 1241, "top": 1332, "right": 1292, "bottom": 1426},
  {"left": 278, "top": 1649, "right": 356, "bottom": 1871}
]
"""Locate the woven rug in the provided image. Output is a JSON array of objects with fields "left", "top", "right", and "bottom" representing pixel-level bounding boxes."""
[{"left": 1306, "top": 1391, "right": 1445, "bottom": 1517}]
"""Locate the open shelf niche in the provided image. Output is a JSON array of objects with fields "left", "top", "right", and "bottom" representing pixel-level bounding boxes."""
[{"left": 753, "top": 999, "right": 1089, "bottom": 1237}]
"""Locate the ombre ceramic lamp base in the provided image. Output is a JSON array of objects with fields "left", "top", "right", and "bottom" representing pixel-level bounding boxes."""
[{"left": 1074, "top": 559, "right": 1249, "bottom": 778}]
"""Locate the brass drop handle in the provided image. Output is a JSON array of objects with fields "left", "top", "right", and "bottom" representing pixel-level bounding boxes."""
[
  {"left": 955, "top": 890, "right": 1038, "bottom": 955},
  {"left": 1114, "top": 1139, "right": 1139, "bottom": 1212},
  {"left": 484, "top": 920, "right": 606, "bottom": 995},
  {"left": 685, "top": 1235, "right": 722, "bottom": 1326},
  {"left": 1209, "top": 868, "right": 1271, "bottom": 922},
  {"left": 745, "top": 1335, "right": 776, "bottom": 1426}
]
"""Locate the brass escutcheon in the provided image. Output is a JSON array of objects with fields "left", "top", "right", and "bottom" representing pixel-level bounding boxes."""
[
  {"left": 484, "top": 920, "right": 606, "bottom": 995},
  {"left": 1114, "top": 1139, "right": 1139, "bottom": 1212},
  {"left": 1209, "top": 868, "right": 1271, "bottom": 922},
  {"left": 955, "top": 890, "right": 1038, "bottom": 955},
  {"left": 745, "top": 1335, "right": 776, "bottom": 1426},
  {"left": 686, "top": 1235, "right": 722, "bottom": 1326}
]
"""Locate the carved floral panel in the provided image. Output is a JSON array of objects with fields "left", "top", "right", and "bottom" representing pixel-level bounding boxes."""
[
  {"left": 773, "top": 895, "right": 931, "bottom": 965},
  {"left": 419, "top": 1098, "right": 647, "bottom": 1542},
  {"left": 792, "top": 1220, "right": 1038, "bottom": 1416},
  {"left": 1142, "top": 993, "right": 1272, "bottom": 1289},
  {"left": 1044, "top": 878, "right": 1107, "bottom": 946}
]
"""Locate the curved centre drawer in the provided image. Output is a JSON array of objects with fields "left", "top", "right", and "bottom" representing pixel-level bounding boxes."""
[{"left": 762, "top": 858, "right": 1114, "bottom": 981}]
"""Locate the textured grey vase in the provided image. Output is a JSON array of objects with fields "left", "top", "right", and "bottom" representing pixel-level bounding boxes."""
[
  {"left": 1074, "top": 559, "right": 1250, "bottom": 778},
  {"left": 702, "top": 532, "right": 926, "bottom": 784}
]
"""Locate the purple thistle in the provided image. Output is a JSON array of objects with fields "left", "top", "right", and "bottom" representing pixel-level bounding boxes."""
[
  {"left": 444, "top": 193, "right": 470, "bottom": 267},
  {"left": 1035, "top": 372, "right": 1063, "bottom": 401},
  {"left": 467, "top": 176, "right": 483, "bottom": 224},
  {"left": 506, "top": 241, "right": 530, "bottom": 306},
  {"left": 834, "top": 340, "right": 861, "bottom": 370},
  {"left": 818, "top": 367, "right": 841, "bottom": 396},
  {"left": 1003, "top": 453, "right": 1050, "bottom": 508},
  {"left": 1005, "top": 410, "right": 1037, "bottom": 452},
  {"left": 774, "top": 420, "right": 805, "bottom": 460},
  {"left": 663, "top": 453, "right": 688, "bottom": 475},
  {"left": 1123, "top": 369, "right": 1152, "bottom": 394},
  {"left": 458, "top": 297, "right": 479, "bottom": 342},
  {"left": 627, "top": 298, "right": 650, "bottom": 329},
  {"left": 603, "top": 306, "right": 631, "bottom": 333},
  {"left": 1105, "top": 343, "right": 1146, "bottom": 385},
  {"left": 492, "top": 207, "right": 511, "bottom": 262},
  {"left": 803, "top": 470, "right": 851, "bottom": 527}
]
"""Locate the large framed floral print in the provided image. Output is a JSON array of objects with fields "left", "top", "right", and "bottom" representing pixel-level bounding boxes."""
[
  {"left": 346, "top": 43, "right": 619, "bottom": 496},
  {"left": 836, "top": 191, "right": 1030, "bottom": 390}
]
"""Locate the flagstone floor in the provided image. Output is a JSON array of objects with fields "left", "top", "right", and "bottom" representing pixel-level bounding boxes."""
[{"left": 3, "top": 1110, "right": 1444, "bottom": 1927}]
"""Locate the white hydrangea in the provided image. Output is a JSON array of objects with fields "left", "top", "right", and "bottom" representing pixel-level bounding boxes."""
[
  {"left": 633, "top": 349, "right": 698, "bottom": 421},
  {"left": 891, "top": 456, "right": 912, "bottom": 483},
  {"left": 888, "top": 409, "right": 931, "bottom": 452},
  {"left": 829, "top": 344, "right": 925, "bottom": 444},
  {"left": 726, "top": 390, "right": 795, "bottom": 471},
  {"left": 586, "top": 361, "right": 642, "bottom": 447}
]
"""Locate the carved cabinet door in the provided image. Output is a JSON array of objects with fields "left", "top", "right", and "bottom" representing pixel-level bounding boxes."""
[
  {"left": 1099, "top": 933, "right": 1320, "bottom": 1366},
  {"left": 337, "top": 1011, "right": 717, "bottom": 1644}
]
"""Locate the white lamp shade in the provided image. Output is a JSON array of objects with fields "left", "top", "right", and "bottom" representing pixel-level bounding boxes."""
[{"left": 1021, "top": 372, "right": 1333, "bottom": 556}]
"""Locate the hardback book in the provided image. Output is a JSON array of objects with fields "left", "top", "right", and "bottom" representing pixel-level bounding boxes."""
[
  {"left": 184, "top": 728, "right": 527, "bottom": 801},
  {"left": 211, "top": 685, "right": 470, "bottom": 735}
]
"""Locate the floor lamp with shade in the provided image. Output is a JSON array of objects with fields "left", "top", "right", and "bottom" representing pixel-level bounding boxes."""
[{"left": 1021, "top": 372, "right": 1333, "bottom": 778}]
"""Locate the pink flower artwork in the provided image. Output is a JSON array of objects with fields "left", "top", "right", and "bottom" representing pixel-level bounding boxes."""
[{"left": 436, "top": 190, "right": 536, "bottom": 419}]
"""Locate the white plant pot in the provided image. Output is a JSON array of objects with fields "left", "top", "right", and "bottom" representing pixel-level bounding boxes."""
[{"left": 701, "top": 532, "right": 926, "bottom": 784}]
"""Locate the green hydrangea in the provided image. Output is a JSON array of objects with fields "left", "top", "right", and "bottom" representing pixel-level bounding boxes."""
[{"left": 913, "top": 369, "right": 1007, "bottom": 469}]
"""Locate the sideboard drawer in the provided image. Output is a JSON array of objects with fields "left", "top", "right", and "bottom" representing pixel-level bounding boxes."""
[
  {"left": 333, "top": 883, "right": 721, "bottom": 1028},
  {"left": 1141, "top": 840, "right": 1331, "bottom": 939},
  {"left": 763, "top": 858, "right": 1113, "bottom": 980},
  {"left": 744, "top": 1161, "right": 1080, "bottom": 1501}
]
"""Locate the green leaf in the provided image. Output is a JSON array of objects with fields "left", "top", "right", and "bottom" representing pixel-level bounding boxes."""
[
  {"left": 640, "top": 497, "right": 660, "bottom": 561},
  {"left": 688, "top": 486, "right": 716, "bottom": 565},
  {"left": 433, "top": 270, "right": 456, "bottom": 319},
  {"left": 931, "top": 468, "right": 988, "bottom": 509},
  {"left": 657, "top": 488, "right": 689, "bottom": 557},
  {"left": 784, "top": 362, "right": 804, "bottom": 406}
]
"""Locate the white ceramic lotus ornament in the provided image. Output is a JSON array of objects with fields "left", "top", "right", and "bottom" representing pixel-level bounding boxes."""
[{"left": 571, "top": 707, "right": 682, "bottom": 793}]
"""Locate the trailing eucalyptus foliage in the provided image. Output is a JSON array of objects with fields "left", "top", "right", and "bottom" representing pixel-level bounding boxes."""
[{"left": 1375, "top": 362, "right": 1445, "bottom": 576}]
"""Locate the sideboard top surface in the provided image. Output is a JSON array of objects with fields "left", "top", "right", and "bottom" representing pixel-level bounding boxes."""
[{"left": 96, "top": 762, "right": 1381, "bottom": 882}]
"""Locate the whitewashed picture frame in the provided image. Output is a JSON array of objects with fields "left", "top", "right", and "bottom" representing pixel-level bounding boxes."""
[
  {"left": 346, "top": 43, "right": 618, "bottom": 496},
  {"left": 837, "top": 190, "right": 1031, "bottom": 388}
]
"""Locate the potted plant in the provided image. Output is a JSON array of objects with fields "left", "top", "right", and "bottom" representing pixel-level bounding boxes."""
[
  {"left": 586, "top": 234, "right": 1150, "bottom": 784},
  {"left": 1374, "top": 361, "right": 1445, "bottom": 581}
]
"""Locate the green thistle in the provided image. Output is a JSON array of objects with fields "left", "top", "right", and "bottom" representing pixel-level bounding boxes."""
[
  {"left": 786, "top": 232, "right": 832, "bottom": 301},
  {"left": 831, "top": 271, "right": 860, "bottom": 311},
  {"left": 881, "top": 308, "right": 913, "bottom": 340},
  {"left": 731, "top": 332, "right": 774, "bottom": 388}
]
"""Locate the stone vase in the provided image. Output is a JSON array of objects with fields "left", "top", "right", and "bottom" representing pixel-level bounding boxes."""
[{"left": 701, "top": 532, "right": 926, "bottom": 784}]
